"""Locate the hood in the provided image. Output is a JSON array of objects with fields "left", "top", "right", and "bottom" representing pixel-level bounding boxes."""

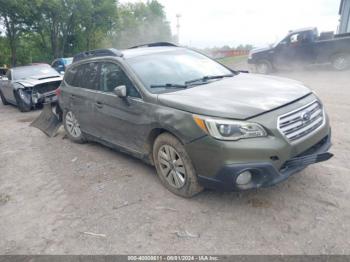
[
  {"left": 250, "top": 45, "right": 273, "bottom": 55},
  {"left": 16, "top": 75, "right": 63, "bottom": 87},
  {"left": 158, "top": 73, "right": 311, "bottom": 120}
]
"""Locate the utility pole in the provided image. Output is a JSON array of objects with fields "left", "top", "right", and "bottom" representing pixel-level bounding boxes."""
[{"left": 176, "top": 14, "right": 181, "bottom": 44}]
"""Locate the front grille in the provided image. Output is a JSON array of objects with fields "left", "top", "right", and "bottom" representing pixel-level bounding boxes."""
[
  {"left": 278, "top": 100, "right": 324, "bottom": 142},
  {"left": 33, "top": 81, "right": 61, "bottom": 94}
]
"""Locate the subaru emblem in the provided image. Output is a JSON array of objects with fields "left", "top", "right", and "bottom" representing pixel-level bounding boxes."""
[{"left": 301, "top": 111, "right": 311, "bottom": 122}]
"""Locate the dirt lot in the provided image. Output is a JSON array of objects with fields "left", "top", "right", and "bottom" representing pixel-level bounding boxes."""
[{"left": 0, "top": 66, "right": 349, "bottom": 255}]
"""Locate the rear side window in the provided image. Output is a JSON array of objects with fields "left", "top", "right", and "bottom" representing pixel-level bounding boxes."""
[
  {"left": 99, "top": 62, "right": 140, "bottom": 98},
  {"left": 64, "top": 66, "right": 77, "bottom": 85},
  {"left": 80, "top": 62, "right": 100, "bottom": 90},
  {"left": 66, "top": 63, "right": 100, "bottom": 90}
]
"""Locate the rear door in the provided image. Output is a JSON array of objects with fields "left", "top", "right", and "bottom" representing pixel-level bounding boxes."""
[
  {"left": 63, "top": 62, "right": 100, "bottom": 136},
  {"left": 91, "top": 61, "right": 148, "bottom": 153}
]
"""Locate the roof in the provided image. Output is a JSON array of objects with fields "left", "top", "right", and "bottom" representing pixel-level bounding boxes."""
[
  {"left": 71, "top": 43, "right": 181, "bottom": 62},
  {"left": 290, "top": 27, "right": 317, "bottom": 34},
  {"left": 122, "top": 46, "right": 184, "bottom": 59}
]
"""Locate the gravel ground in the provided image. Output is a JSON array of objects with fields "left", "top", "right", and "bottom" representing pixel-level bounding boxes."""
[{"left": 0, "top": 65, "right": 349, "bottom": 255}]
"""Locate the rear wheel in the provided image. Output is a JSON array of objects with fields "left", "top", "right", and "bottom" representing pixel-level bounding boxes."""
[
  {"left": 15, "top": 89, "right": 32, "bottom": 112},
  {"left": 63, "top": 110, "right": 86, "bottom": 143},
  {"left": 153, "top": 133, "right": 203, "bottom": 198},
  {"left": 255, "top": 60, "right": 272, "bottom": 74},
  {"left": 331, "top": 53, "right": 349, "bottom": 71},
  {"left": 0, "top": 90, "right": 9, "bottom": 105}
]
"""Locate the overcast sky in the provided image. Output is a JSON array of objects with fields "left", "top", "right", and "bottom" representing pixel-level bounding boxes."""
[{"left": 122, "top": 0, "right": 341, "bottom": 48}]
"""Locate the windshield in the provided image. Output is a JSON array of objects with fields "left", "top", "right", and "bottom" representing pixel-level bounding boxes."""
[
  {"left": 126, "top": 49, "right": 232, "bottom": 93},
  {"left": 13, "top": 65, "right": 59, "bottom": 80}
]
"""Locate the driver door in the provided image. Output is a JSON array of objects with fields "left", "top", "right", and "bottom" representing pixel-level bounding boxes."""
[{"left": 273, "top": 33, "right": 300, "bottom": 69}]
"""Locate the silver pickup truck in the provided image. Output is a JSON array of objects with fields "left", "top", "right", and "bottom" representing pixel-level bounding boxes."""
[{"left": 0, "top": 64, "right": 62, "bottom": 112}]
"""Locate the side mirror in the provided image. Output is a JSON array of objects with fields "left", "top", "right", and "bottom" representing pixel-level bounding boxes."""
[{"left": 113, "top": 85, "right": 127, "bottom": 98}]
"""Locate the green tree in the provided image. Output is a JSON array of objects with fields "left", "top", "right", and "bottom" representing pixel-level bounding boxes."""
[
  {"left": 0, "top": 0, "right": 28, "bottom": 66},
  {"left": 112, "top": 0, "right": 173, "bottom": 48},
  {"left": 78, "top": 0, "right": 118, "bottom": 50}
]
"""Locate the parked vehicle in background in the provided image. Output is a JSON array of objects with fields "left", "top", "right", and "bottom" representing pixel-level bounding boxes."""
[
  {"left": 0, "top": 64, "right": 62, "bottom": 112},
  {"left": 248, "top": 27, "right": 350, "bottom": 74},
  {"left": 51, "top": 57, "right": 73, "bottom": 74},
  {"left": 34, "top": 44, "right": 333, "bottom": 197},
  {"left": 0, "top": 67, "right": 8, "bottom": 79}
]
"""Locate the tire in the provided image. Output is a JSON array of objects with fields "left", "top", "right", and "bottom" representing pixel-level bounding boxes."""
[
  {"left": 15, "top": 89, "right": 32, "bottom": 112},
  {"left": 0, "top": 90, "right": 9, "bottom": 105},
  {"left": 153, "top": 133, "right": 203, "bottom": 198},
  {"left": 63, "top": 110, "right": 86, "bottom": 143},
  {"left": 331, "top": 53, "right": 349, "bottom": 71},
  {"left": 255, "top": 60, "right": 272, "bottom": 74}
]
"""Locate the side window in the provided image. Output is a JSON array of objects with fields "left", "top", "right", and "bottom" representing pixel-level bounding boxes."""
[
  {"left": 100, "top": 62, "right": 141, "bottom": 98},
  {"left": 68, "top": 63, "right": 99, "bottom": 89},
  {"left": 72, "top": 65, "right": 85, "bottom": 87},
  {"left": 64, "top": 66, "right": 77, "bottom": 86},
  {"left": 289, "top": 33, "right": 299, "bottom": 44},
  {"left": 80, "top": 62, "right": 100, "bottom": 90}
]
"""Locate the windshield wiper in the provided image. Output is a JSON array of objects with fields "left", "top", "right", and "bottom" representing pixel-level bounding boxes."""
[
  {"left": 185, "top": 74, "right": 234, "bottom": 85},
  {"left": 150, "top": 83, "right": 187, "bottom": 89}
]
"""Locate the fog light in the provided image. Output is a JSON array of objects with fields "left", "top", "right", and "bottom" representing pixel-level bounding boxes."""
[{"left": 236, "top": 171, "right": 252, "bottom": 185}]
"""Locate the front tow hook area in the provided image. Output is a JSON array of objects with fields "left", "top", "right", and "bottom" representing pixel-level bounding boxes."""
[{"left": 30, "top": 102, "right": 62, "bottom": 137}]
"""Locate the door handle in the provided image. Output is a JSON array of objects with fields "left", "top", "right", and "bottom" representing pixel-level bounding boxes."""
[{"left": 95, "top": 101, "right": 103, "bottom": 108}]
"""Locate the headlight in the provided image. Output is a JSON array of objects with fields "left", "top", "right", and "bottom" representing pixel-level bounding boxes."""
[{"left": 193, "top": 115, "right": 267, "bottom": 141}]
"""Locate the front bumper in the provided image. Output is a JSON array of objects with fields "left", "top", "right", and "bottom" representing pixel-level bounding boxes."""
[
  {"left": 32, "top": 90, "right": 57, "bottom": 104},
  {"left": 185, "top": 94, "right": 332, "bottom": 191},
  {"left": 196, "top": 134, "right": 332, "bottom": 191},
  {"left": 247, "top": 58, "right": 255, "bottom": 64}
]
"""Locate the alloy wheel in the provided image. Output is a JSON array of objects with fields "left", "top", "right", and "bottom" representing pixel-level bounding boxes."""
[
  {"left": 333, "top": 56, "right": 348, "bottom": 70},
  {"left": 65, "top": 111, "right": 82, "bottom": 138},
  {"left": 158, "top": 145, "right": 186, "bottom": 189},
  {"left": 257, "top": 62, "right": 269, "bottom": 74}
]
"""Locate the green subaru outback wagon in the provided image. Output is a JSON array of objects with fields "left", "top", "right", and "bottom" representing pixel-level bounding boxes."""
[{"left": 52, "top": 43, "right": 332, "bottom": 197}]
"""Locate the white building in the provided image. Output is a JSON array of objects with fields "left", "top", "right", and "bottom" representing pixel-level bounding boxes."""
[{"left": 339, "top": 0, "right": 350, "bottom": 33}]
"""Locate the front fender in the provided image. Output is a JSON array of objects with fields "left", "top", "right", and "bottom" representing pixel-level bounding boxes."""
[{"left": 155, "top": 106, "right": 207, "bottom": 144}]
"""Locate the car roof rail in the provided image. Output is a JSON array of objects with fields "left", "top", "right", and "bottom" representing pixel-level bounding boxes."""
[
  {"left": 72, "top": 48, "right": 123, "bottom": 63},
  {"left": 128, "top": 42, "right": 178, "bottom": 49}
]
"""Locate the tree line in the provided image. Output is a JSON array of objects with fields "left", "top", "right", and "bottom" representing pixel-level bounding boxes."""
[{"left": 0, "top": 0, "right": 173, "bottom": 67}]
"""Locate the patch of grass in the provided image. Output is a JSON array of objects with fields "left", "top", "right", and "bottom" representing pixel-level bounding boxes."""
[{"left": 216, "top": 55, "right": 248, "bottom": 66}]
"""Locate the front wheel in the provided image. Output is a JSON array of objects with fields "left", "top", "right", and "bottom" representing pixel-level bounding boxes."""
[
  {"left": 255, "top": 60, "right": 272, "bottom": 74},
  {"left": 63, "top": 110, "right": 86, "bottom": 143},
  {"left": 153, "top": 133, "right": 203, "bottom": 198},
  {"left": 15, "top": 89, "right": 32, "bottom": 112},
  {"left": 331, "top": 53, "right": 349, "bottom": 71}
]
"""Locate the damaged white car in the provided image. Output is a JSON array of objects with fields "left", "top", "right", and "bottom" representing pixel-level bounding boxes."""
[{"left": 0, "top": 64, "right": 62, "bottom": 112}]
